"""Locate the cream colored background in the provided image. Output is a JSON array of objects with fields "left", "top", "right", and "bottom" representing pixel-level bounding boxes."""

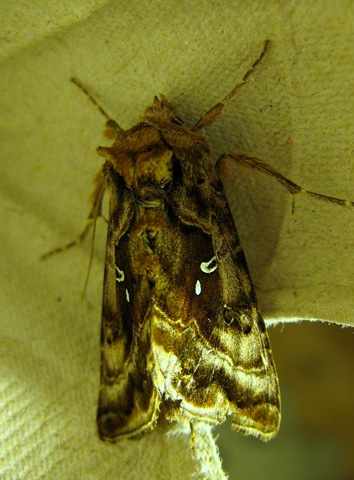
[{"left": 1, "top": 1, "right": 353, "bottom": 479}]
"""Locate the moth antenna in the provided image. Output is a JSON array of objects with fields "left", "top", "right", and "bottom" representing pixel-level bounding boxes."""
[
  {"left": 40, "top": 219, "right": 94, "bottom": 260},
  {"left": 71, "top": 77, "right": 124, "bottom": 133},
  {"left": 192, "top": 40, "right": 269, "bottom": 132}
]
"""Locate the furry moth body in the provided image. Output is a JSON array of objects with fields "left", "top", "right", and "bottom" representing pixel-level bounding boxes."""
[{"left": 84, "top": 40, "right": 281, "bottom": 442}]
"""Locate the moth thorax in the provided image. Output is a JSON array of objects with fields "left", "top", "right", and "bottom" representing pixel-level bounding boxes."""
[{"left": 134, "top": 146, "right": 173, "bottom": 206}]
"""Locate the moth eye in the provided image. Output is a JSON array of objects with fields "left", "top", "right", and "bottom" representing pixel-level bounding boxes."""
[
  {"left": 197, "top": 177, "right": 205, "bottom": 185},
  {"left": 172, "top": 116, "right": 184, "bottom": 125}
]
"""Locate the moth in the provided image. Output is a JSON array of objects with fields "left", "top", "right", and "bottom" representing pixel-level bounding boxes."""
[{"left": 46, "top": 40, "right": 352, "bottom": 443}]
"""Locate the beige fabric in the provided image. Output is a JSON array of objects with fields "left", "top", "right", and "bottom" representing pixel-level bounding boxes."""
[{"left": 1, "top": 1, "right": 353, "bottom": 479}]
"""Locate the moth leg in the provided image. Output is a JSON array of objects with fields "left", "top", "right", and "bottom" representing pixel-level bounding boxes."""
[
  {"left": 192, "top": 40, "right": 269, "bottom": 132},
  {"left": 217, "top": 152, "right": 353, "bottom": 208},
  {"left": 41, "top": 168, "right": 106, "bottom": 260}
]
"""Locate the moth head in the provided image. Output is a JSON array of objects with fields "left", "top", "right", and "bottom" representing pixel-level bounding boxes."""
[{"left": 143, "top": 95, "right": 184, "bottom": 125}]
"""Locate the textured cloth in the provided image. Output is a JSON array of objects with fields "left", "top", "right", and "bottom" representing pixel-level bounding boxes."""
[{"left": 1, "top": 2, "right": 353, "bottom": 479}]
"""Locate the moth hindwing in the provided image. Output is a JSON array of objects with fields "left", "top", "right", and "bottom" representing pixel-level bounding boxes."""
[{"left": 81, "top": 40, "right": 281, "bottom": 443}]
